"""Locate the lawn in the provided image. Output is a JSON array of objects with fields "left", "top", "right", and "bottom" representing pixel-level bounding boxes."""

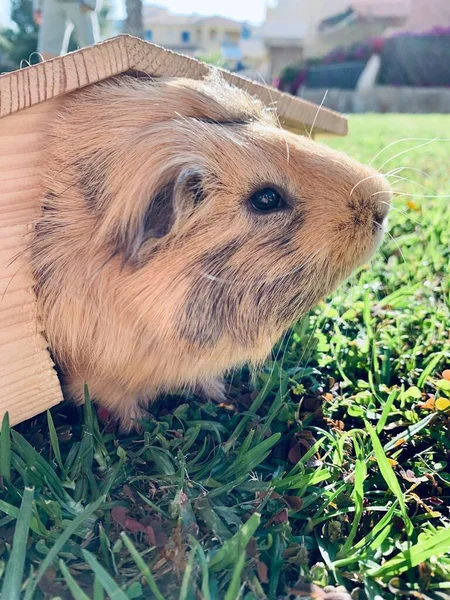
[{"left": 1, "top": 114, "right": 449, "bottom": 600}]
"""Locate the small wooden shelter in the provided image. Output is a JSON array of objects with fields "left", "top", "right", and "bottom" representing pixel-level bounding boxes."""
[{"left": 0, "top": 35, "right": 348, "bottom": 427}]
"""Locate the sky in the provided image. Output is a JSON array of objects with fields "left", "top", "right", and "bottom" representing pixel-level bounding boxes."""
[{"left": 0, "top": 1, "right": 269, "bottom": 26}]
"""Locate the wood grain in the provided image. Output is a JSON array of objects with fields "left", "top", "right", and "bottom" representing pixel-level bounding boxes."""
[{"left": 0, "top": 101, "right": 63, "bottom": 427}]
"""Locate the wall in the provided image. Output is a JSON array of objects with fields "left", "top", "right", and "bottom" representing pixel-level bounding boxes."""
[
  {"left": 297, "top": 86, "right": 450, "bottom": 113},
  {"left": 268, "top": 45, "right": 304, "bottom": 79},
  {"left": 308, "top": 21, "right": 390, "bottom": 57}
]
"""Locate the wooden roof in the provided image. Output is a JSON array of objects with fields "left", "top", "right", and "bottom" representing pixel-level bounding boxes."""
[{"left": 0, "top": 34, "right": 347, "bottom": 136}]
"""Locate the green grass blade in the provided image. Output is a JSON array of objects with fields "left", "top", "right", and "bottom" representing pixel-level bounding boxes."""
[
  {"left": 368, "top": 526, "right": 450, "bottom": 578},
  {"left": 337, "top": 435, "right": 366, "bottom": 557},
  {"left": 0, "top": 412, "right": 11, "bottom": 483},
  {"left": 365, "top": 422, "right": 413, "bottom": 536},
  {"left": 224, "top": 550, "right": 246, "bottom": 600},
  {"left": 93, "top": 575, "right": 105, "bottom": 600},
  {"left": 383, "top": 412, "right": 436, "bottom": 452},
  {"left": 179, "top": 546, "right": 196, "bottom": 600},
  {"left": 273, "top": 468, "right": 331, "bottom": 493},
  {"left": 120, "top": 532, "right": 165, "bottom": 600},
  {"left": 209, "top": 512, "right": 261, "bottom": 572},
  {"left": 1, "top": 486, "right": 34, "bottom": 600},
  {"left": 23, "top": 494, "right": 105, "bottom": 600},
  {"left": 188, "top": 536, "right": 210, "bottom": 600},
  {"left": 47, "top": 410, "right": 64, "bottom": 473},
  {"left": 376, "top": 389, "right": 398, "bottom": 434},
  {"left": 59, "top": 559, "right": 91, "bottom": 600},
  {"left": 82, "top": 549, "right": 129, "bottom": 600},
  {"left": 221, "top": 433, "right": 281, "bottom": 479},
  {"left": 417, "top": 349, "right": 448, "bottom": 388},
  {"left": 223, "top": 367, "right": 281, "bottom": 452}
]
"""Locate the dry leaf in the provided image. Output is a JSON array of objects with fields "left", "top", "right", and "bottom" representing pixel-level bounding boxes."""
[{"left": 435, "top": 397, "right": 450, "bottom": 411}]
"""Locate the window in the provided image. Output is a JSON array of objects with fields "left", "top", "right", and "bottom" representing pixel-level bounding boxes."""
[
  {"left": 241, "top": 25, "right": 251, "bottom": 40},
  {"left": 144, "top": 30, "right": 152, "bottom": 42},
  {"left": 210, "top": 29, "right": 218, "bottom": 41},
  {"left": 181, "top": 30, "right": 190, "bottom": 43}
]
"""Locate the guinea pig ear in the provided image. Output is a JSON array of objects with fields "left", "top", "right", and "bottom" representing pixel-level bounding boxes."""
[
  {"left": 123, "top": 167, "right": 206, "bottom": 265},
  {"left": 174, "top": 167, "right": 206, "bottom": 210}
]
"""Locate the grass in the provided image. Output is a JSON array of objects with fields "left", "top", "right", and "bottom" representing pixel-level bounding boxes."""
[{"left": 1, "top": 114, "right": 450, "bottom": 600}]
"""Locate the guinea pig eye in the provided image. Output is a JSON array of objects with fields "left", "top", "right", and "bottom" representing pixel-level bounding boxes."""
[{"left": 249, "top": 188, "right": 285, "bottom": 212}]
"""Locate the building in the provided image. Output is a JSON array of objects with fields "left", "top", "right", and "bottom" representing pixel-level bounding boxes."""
[
  {"left": 261, "top": 0, "right": 411, "bottom": 79},
  {"left": 316, "top": 1, "right": 410, "bottom": 56},
  {"left": 111, "top": 4, "right": 268, "bottom": 76}
]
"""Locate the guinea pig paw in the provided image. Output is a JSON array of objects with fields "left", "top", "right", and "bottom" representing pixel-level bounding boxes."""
[
  {"left": 117, "top": 402, "right": 151, "bottom": 434},
  {"left": 194, "top": 378, "right": 228, "bottom": 403}
]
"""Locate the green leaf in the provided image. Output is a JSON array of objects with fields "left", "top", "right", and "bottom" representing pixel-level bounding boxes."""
[
  {"left": 0, "top": 412, "right": 11, "bottom": 483},
  {"left": 224, "top": 549, "right": 246, "bottom": 600},
  {"left": 47, "top": 410, "right": 65, "bottom": 473},
  {"left": 188, "top": 536, "right": 210, "bottom": 600},
  {"left": 23, "top": 494, "right": 105, "bottom": 600},
  {"left": 273, "top": 468, "right": 331, "bottom": 493},
  {"left": 404, "top": 386, "right": 421, "bottom": 399},
  {"left": 369, "top": 526, "right": 450, "bottom": 578},
  {"left": 209, "top": 512, "right": 261, "bottom": 572},
  {"left": 383, "top": 412, "right": 435, "bottom": 452},
  {"left": 337, "top": 435, "right": 367, "bottom": 557},
  {"left": 365, "top": 422, "right": 413, "bottom": 536},
  {"left": 59, "top": 559, "right": 91, "bottom": 600},
  {"left": 417, "top": 351, "right": 448, "bottom": 388},
  {"left": 1, "top": 487, "right": 34, "bottom": 600},
  {"left": 221, "top": 433, "right": 281, "bottom": 479},
  {"left": 377, "top": 389, "right": 398, "bottom": 433},
  {"left": 82, "top": 549, "right": 129, "bottom": 600},
  {"left": 179, "top": 546, "right": 196, "bottom": 600},
  {"left": 120, "top": 533, "right": 165, "bottom": 600}
]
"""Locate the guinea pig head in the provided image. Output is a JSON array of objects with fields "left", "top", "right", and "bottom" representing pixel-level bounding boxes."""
[{"left": 33, "top": 74, "right": 391, "bottom": 423}]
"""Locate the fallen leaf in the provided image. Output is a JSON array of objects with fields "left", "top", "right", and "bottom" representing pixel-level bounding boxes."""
[
  {"left": 111, "top": 506, "right": 128, "bottom": 527},
  {"left": 288, "top": 442, "right": 303, "bottom": 464},
  {"left": 266, "top": 508, "right": 288, "bottom": 527},
  {"left": 256, "top": 560, "right": 268, "bottom": 583},
  {"left": 435, "top": 397, "right": 450, "bottom": 411},
  {"left": 417, "top": 397, "right": 435, "bottom": 411},
  {"left": 284, "top": 495, "right": 303, "bottom": 511}
]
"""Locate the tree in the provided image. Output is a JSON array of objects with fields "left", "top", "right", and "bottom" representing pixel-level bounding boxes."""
[
  {"left": 125, "top": 0, "right": 144, "bottom": 39},
  {"left": 0, "top": 0, "right": 38, "bottom": 72}
]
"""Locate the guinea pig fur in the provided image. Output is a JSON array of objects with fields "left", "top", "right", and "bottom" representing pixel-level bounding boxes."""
[{"left": 31, "top": 73, "right": 392, "bottom": 431}]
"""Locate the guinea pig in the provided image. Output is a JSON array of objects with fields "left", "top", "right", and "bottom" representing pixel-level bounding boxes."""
[{"left": 31, "top": 73, "right": 392, "bottom": 431}]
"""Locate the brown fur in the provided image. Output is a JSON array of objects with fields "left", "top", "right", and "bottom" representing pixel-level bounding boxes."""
[{"left": 31, "top": 73, "right": 392, "bottom": 430}]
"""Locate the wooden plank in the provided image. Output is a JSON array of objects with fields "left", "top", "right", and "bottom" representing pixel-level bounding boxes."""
[
  {"left": 0, "top": 101, "right": 63, "bottom": 427},
  {"left": 0, "top": 35, "right": 347, "bottom": 136}
]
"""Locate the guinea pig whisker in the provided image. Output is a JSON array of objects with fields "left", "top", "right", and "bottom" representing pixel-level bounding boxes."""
[
  {"left": 349, "top": 173, "right": 387, "bottom": 199},
  {"left": 383, "top": 229, "right": 410, "bottom": 271},
  {"left": 377, "top": 138, "right": 442, "bottom": 173},
  {"left": 308, "top": 90, "right": 329, "bottom": 139},
  {"left": 383, "top": 165, "right": 433, "bottom": 181},
  {"left": 386, "top": 174, "right": 436, "bottom": 194},
  {"left": 378, "top": 189, "right": 450, "bottom": 199},
  {"left": 369, "top": 137, "right": 449, "bottom": 167},
  {"left": 391, "top": 207, "right": 423, "bottom": 227}
]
